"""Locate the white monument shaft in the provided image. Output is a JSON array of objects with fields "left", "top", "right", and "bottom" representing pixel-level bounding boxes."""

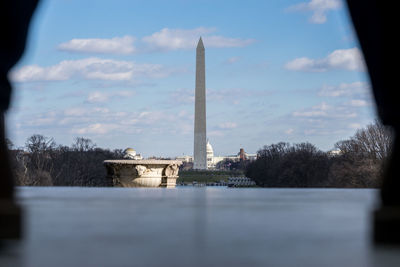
[{"left": 193, "top": 38, "right": 207, "bottom": 170}]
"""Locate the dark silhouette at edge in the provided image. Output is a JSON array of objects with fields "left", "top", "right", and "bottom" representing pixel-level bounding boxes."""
[
  {"left": 0, "top": 0, "right": 39, "bottom": 239},
  {"left": 346, "top": 0, "right": 400, "bottom": 243}
]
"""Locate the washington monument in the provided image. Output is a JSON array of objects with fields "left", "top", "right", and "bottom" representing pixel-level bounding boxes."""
[{"left": 193, "top": 37, "right": 207, "bottom": 170}]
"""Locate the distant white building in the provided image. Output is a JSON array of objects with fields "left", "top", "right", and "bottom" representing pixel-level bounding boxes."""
[
  {"left": 176, "top": 155, "right": 193, "bottom": 163},
  {"left": 176, "top": 141, "right": 257, "bottom": 169},
  {"left": 327, "top": 149, "right": 342, "bottom": 156}
]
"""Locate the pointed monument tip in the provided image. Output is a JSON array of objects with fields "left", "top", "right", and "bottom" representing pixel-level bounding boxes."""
[{"left": 197, "top": 37, "right": 204, "bottom": 49}]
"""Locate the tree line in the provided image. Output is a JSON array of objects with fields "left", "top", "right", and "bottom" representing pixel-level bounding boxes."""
[
  {"left": 245, "top": 120, "right": 393, "bottom": 188},
  {"left": 6, "top": 120, "right": 393, "bottom": 188},
  {"left": 7, "top": 136, "right": 123, "bottom": 186}
]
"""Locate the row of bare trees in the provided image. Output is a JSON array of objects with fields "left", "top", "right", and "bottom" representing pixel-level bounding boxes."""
[
  {"left": 7, "top": 120, "right": 392, "bottom": 188},
  {"left": 8, "top": 135, "right": 123, "bottom": 186},
  {"left": 246, "top": 120, "right": 393, "bottom": 188}
]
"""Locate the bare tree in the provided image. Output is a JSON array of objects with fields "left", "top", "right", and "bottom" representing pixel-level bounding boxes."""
[
  {"left": 10, "top": 135, "right": 125, "bottom": 187},
  {"left": 246, "top": 142, "right": 330, "bottom": 187},
  {"left": 23, "top": 134, "right": 56, "bottom": 186},
  {"left": 335, "top": 120, "right": 393, "bottom": 161},
  {"left": 72, "top": 137, "right": 96, "bottom": 152},
  {"left": 330, "top": 120, "right": 393, "bottom": 188}
]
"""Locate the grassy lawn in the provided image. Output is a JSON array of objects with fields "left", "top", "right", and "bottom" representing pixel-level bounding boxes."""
[{"left": 177, "top": 170, "right": 245, "bottom": 184}]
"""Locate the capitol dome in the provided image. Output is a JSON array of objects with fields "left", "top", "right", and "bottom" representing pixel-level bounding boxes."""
[
  {"left": 206, "top": 141, "right": 214, "bottom": 155},
  {"left": 206, "top": 140, "right": 214, "bottom": 169}
]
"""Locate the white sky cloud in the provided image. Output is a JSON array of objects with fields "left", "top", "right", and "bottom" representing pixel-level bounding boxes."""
[
  {"left": 318, "top": 81, "right": 370, "bottom": 97},
  {"left": 205, "top": 36, "right": 255, "bottom": 48},
  {"left": 86, "top": 91, "right": 134, "bottom": 103},
  {"left": 348, "top": 123, "right": 361, "bottom": 129},
  {"left": 285, "top": 48, "right": 365, "bottom": 72},
  {"left": 208, "top": 130, "right": 225, "bottom": 137},
  {"left": 170, "top": 87, "right": 270, "bottom": 106},
  {"left": 64, "top": 107, "right": 87, "bottom": 116},
  {"left": 66, "top": 109, "right": 191, "bottom": 136},
  {"left": 287, "top": 0, "right": 342, "bottom": 24},
  {"left": 218, "top": 122, "right": 237, "bottom": 129},
  {"left": 26, "top": 111, "right": 58, "bottom": 127},
  {"left": 293, "top": 102, "right": 357, "bottom": 119},
  {"left": 224, "top": 57, "right": 241, "bottom": 64},
  {"left": 285, "top": 128, "right": 294, "bottom": 135},
  {"left": 58, "top": 36, "right": 136, "bottom": 54},
  {"left": 287, "top": 101, "right": 364, "bottom": 137},
  {"left": 72, "top": 123, "right": 119, "bottom": 135},
  {"left": 142, "top": 27, "right": 255, "bottom": 51},
  {"left": 11, "top": 58, "right": 171, "bottom": 82},
  {"left": 284, "top": 78, "right": 375, "bottom": 139},
  {"left": 348, "top": 99, "right": 369, "bottom": 107},
  {"left": 23, "top": 106, "right": 193, "bottom": 138},
  {"left": 317, "top": 81, "right": 374, "bottom": 108},
  {"left": 87, "top": 92, "right": 109, "bottom": 103},
  {"left": 56, "top": 28, "right": 254, "bottom": 55},
  {"left": 170, "top": 88, "right": 195, "bottom": 105}
]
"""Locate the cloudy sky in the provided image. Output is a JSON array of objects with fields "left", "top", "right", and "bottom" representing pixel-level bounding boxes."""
[{"left": 7, "top": 0, "right": 375, "bottom": 157}]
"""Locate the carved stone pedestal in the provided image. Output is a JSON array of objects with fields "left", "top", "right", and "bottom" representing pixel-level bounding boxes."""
[{"left": 103, "top": 160, "right": 182, "bottom": 188}]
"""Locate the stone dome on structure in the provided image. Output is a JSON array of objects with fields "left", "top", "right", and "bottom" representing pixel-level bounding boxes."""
[{"left": 124, "top": 148, "right": 137, "bottom": 158}]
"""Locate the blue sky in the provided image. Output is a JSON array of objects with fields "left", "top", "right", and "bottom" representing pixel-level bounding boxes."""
[{"left": 6, "top": 0, "right": 375, "bottom": 157}]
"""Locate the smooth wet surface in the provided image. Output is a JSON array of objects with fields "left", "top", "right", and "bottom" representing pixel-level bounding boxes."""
[{"left": 1, "top": 187, "right": 400, "bottom": 267}]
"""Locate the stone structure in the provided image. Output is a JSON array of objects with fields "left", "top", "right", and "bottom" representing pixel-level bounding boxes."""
[
  {"left": 193, "top": 37, "right": 207, "bottom": 170},
  {"left": 104, "top": 159, "right": 182, "bottom": 188}
]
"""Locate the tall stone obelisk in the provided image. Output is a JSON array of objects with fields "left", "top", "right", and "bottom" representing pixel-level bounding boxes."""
[{"left": 193, "top": 37, "right": 207, "bottom": 170}]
